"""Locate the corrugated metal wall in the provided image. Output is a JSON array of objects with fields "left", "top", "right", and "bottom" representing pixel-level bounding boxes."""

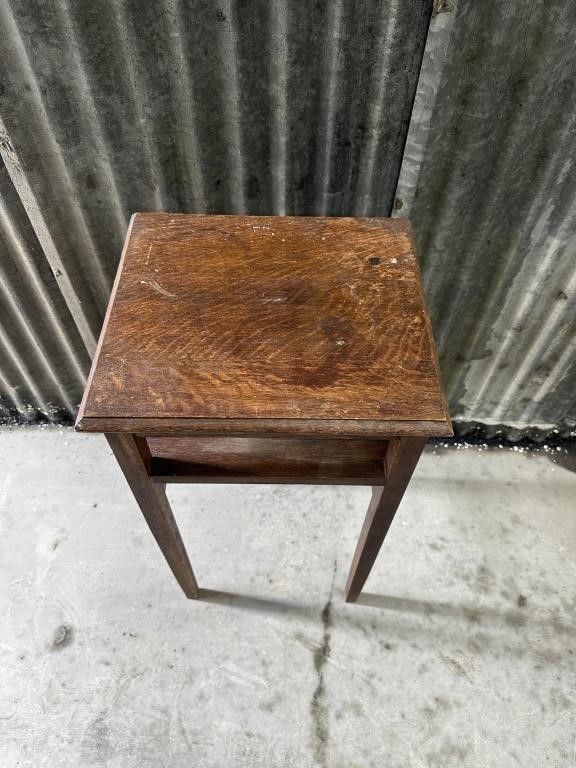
[
  {"left": 0, "top": 0, "right": 574, "bottom": 437},
  {"left": 395, "top": 1, "right": 576, "bottom": 437},
  {"left": 0, "top": 156, "right": 88, "bottom": 419}
]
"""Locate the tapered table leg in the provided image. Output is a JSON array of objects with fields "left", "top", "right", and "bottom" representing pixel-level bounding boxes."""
[
  {"left": 106, "top": 433, "right": 199, "bottom": 598},
  {"left": 344, "top": 437, "right": 427, "bottom": 602}
]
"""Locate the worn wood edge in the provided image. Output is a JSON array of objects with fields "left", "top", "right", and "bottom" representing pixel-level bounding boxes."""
[
  {"left": 151, "top": 474, "right": 383, "bottom": 486},
  {"left": 75, "top": 214, "right": 452, "bottom": 437},
  {"left": 130, "top": 212, "right": 413, "bottom": 232},
  {"left": 404, "top": 220, "right": 453, "bottom": 433},
  {"left": 75, "top": 213, "right": 139, "bottom": 431},
  {"left": 76, "top": 416, "right": 454, "bottom": 438}
]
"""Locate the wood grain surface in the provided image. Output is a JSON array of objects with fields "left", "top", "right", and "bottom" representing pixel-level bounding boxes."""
[
  {"left": 77, "top": 214, "right": 451, "bottom": 437},
  {"left": 147, "top": 436, "right": 388, "bottom": 485},
  {"left": 344, "top": 436, "right": 427, "bottom": 602},
  {"left": 76, "top": 416, "right": 449, "bottom": 438},
  {"left": 106, "top": 432, "right": 199, "bottom": 598}
]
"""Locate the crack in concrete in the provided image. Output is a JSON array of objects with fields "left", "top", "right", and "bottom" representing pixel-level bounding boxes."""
[{"left": 310, "top": 561, "right": 336, "bottom": 767}]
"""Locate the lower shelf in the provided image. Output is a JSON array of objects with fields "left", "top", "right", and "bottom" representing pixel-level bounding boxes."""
[{"left": 147, "top": 436, "right": 388, "bottom": 485}]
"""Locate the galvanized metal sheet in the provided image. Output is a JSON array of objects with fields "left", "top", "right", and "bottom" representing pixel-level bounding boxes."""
[
  {"left": 0, "top": 0, "right": 431, "bottom": 421},
  {"left": 395, "top": 0, "right": 576, "bottom": 437},
  {"left": 0, "top": 157, "right": 88, "bottom": 419},
  {"left": 1, "top": 0, "right": 575, "bottom": 438}
]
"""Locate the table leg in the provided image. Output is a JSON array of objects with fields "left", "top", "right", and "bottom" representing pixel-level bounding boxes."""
[
  {"left": 105, "top": 433, "right": 199, "bottom": 598},
  {"left": 344, "top": 436, "right": 427, "bottom": 603}
]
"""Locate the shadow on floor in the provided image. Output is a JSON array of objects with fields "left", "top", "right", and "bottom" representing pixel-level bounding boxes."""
[
  {"left": 356, "top": 591, "right": 575, "bottom": 636},
  {"left": 198, "top": 588, "right": 316, "bottom": 619},
  {"left": 198, "top": 588, "right": 575, "bottom": 643},
  {"left": 549, "top": 450, "right": 576, "bottom": 474}
]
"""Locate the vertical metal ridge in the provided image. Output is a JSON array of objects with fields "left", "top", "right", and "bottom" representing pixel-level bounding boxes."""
[
  {"left": 0, "top": 323, "right": 53, "bottom": 417},
  {"left": 0, "top": 4, "right": 112, "bottom": 318},
  {"left": 59, "top": 0, "right": 129, "bottom": 242},
  {"left": 0, "top": 155, "right": 88, "bottom": 417},
  {"left": 465, "top": 198, "right": 576, "bottom": 417},
  {"left": 161, "top": 0, "right": 206, "bottom": 212},
  {"left": 110, "top": 1, "right": 165, "bottom": 211},
  {"left": 314, "top": 0, "right": 343, "bottom": 216},
  {"left": 435, "top": 81, "right": 576, "bottom": 364},
  {"left": 392, "top": 7, "right": 459, "bottom": 220},
  {"left": 215, "top": 0, "right": 246, "bottom": 214},
  {"left": 269, "top": 0, "right": 288, "bottom": 215},
  {"left": 0, "top": 292, "right": 77, "bottom": 416},
  {"left": 0, "top": 366, "right": 28, "bottom": 418},
  {"left": 354, "top": 0, "right": 399, "bottom": 216},
  {"left": 499, "top": 299, "right": 576, "bottom": 423},
  {"left": 0, "top": 127, "right": 98, "bottom": 357},
  {"left": 525, "top": 296, "right": 576, "bottom": 423},
  {"left": 0, "top": 195, "right": 86, "bottom": 393}
]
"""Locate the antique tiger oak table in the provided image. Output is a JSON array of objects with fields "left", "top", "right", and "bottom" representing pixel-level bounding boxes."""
[{"left": 76, "top": 213, "right": 451, "bottom": 602}]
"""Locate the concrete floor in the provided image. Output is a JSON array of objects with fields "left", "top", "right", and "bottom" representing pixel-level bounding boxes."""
[{"left": 0, "top": 427, "right": 575, "bottom": 767}]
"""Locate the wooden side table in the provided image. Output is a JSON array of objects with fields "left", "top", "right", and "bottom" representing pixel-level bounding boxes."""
[{"left": 76, "top": 214, "right": 451, "bottom": 602}]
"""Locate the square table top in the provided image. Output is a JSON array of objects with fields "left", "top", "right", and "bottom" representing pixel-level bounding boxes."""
[{"left": 77, "top": 214, "right": 451, "bottom": 438}]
